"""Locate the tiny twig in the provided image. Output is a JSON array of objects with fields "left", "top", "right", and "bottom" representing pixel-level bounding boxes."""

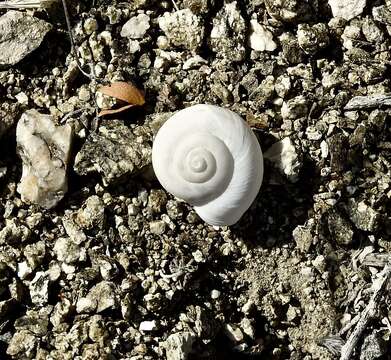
[
  {"left": 60, "top": 0, "right": 101, "bottom": 129},
  {"left": 339, "top": 264, "right": 391, "bottom": 360},
  {"left": 60, "top": 0, "right": 96, "bottom": 81},
  {"left": 60, "top": 108, "right": 84, "bottom": 124},
  {"left": 171, "top": 0, "right": 179, "bottom": 11},
  {"left": 0, "top": 0, "right": 55, "bottom": 8},
  {"left": 338, "top": 314, "right": 360, "bottom": 336}
]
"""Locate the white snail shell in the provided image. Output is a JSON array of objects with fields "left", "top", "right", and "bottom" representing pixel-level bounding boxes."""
[{"left": 152, "top": 104, "right": 264, "bottom": 226}]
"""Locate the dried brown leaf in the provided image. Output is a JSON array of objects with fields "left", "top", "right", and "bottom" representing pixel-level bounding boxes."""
[
  {"left": 98, "top": 82, "right": 145, "bottom": 106},
  {"left": 98, "top": 104, "right": 136, "bottom": 117}
]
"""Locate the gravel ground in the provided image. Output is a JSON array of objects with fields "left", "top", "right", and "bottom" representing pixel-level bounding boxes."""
[{"left": 0, "top": 0, "right": 391, "bottom": 359}]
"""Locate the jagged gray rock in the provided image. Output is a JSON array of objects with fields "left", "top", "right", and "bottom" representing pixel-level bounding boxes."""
[
  {"left": 163, "top": 332, "right": 195, "bottom": 360},
  {"left": 0, "top": 10, "right": 51, "bottom": 67},
  {"left": 74, "top": 120, "right": 152, "bottom": 186}
]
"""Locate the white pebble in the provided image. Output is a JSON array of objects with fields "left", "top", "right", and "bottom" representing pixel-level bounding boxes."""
[
  {"left": 84, "top": 18, "right": 98, "bottom": 34},
  {"left": 264, "top": 137, "right": 301, "bottom": 182},
  {"left": 224, "top": 324, "right": 244, "bottom": 343},
  {"left": 211, "top": 290, "right": 220, "bottom": 299},
  {"left": 76, "top": 297, "right": 96, "bottom": 313},
  {"left": 17, "top": 261, "right": 32, "bottom": 279},
  {"left": 121, "top": 14, "right": 150, "bottom": 39},
  {"left": 139, "top": 320, "right": 157, "bottom": 331},
  {"left": 249, "top": 20, "right": 277, "bottom": 52},
  {"left": 328, "top": 0, "right": 366, "bottom": 21},
  {"left": 15, "top": 92, "right": 28, "bottom": 105},
  {"left": 149, "top": 220, "right": 166, "bottom": 235},
  {"left": 320, "top": 140, "right": 329, "bottom": 158}
]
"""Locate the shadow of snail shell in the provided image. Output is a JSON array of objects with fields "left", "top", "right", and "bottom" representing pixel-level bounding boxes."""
[{"left": 152, "top": 104, "right": 264, "bottom": 226}]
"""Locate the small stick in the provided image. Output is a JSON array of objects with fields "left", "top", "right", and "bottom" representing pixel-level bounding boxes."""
[
  {"left": 338, "top": 314, "right": 360, "bottom": 336},
  {"left": 60, "top": 0, "right": 96, "bottom": 81},
  {"left": 171, "top": 0, "right": 179, "bottom": 11},
  {"left": 0, "top": 0, "right": 55, "bottom": 8},
  {"left": 339, "top": 264, "right": 391, "bottom": 360},
  {"left": 60, "top": 0, "right": 101, "bottom": 128},
  {"left": 60, "top": 108, "right": 84, "bottom": 124}
]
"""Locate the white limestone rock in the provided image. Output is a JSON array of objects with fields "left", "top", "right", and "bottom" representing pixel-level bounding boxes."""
[
  {"left": 249, "top": 20, "right": 277, "bottom": 51},
  {"left": 158, "top": 9, "right": 204, "bottom": 52},
  {"left": 162, "top": 332, "right": 195, "bottom": 360},
  {"left": 328, "top": 0, "right": 366, "bottom": 21},
  {"left": 264, "top": 137, "right": 301, "bottom": 182},
  {"left": 121, "top": 13, "right": 150, "bottom": 39},
  {"left": 53, "top": 237, "right": 81, "bottom": 264},
  {"left": 139, "top": 320, "right": 157, "bottom": 331},
  {"left": 16, "top": 110, "right": 72, "bottom": 209},
  {"left": 29, "top": 271, "right": 49, "bottom": 306}
]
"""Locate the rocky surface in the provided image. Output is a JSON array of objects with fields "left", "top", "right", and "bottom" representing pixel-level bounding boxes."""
[{"left": 0, "top": 1, "right": 390, "bottom": 359}]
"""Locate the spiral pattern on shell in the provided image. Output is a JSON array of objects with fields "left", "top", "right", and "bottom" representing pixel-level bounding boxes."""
[{"left": 152, "top": 104, "right": 264, "bottom": 226}]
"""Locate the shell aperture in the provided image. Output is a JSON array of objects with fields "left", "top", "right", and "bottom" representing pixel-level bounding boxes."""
[{"left": 152, "top": 104, "right": 264, "bottom": 226}]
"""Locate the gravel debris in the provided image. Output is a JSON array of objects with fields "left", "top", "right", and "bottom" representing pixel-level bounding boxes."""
[
  {"left": 346, "top": 199, "right": 381, "bottom": 232},
  {"left": 29, "top": 271, "right": 49, "bottom": 306},
  {"left": 162, "top": 332, "right": 195, "bottom": 360},
  {"left": 297, "top": 23, "right": 330, "bottom": 54},
  {"left": 359, "top": 330, "right": 386, "bottom": 360},
  {"left": 0, "top": 1, "right": 390, "bottom": 359},
  {"left": 327, "top": 209, "right": 355, "bottom": 246}
]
